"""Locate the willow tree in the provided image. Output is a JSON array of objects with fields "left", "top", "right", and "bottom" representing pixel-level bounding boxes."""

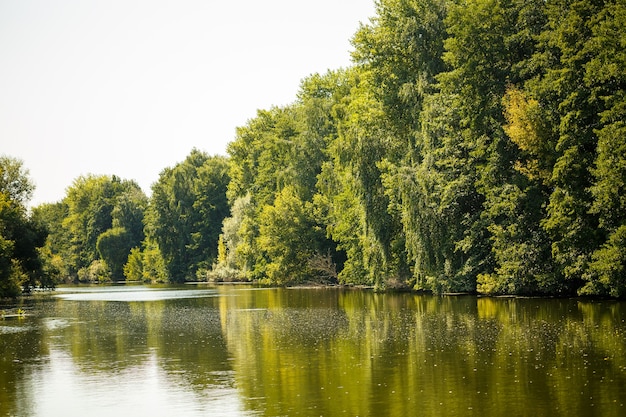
[
  {"left": 219, "top": 71, "right": 349, "bottom": 283},
  {"left": 350, "top": 0, "right": 448, "bottom": 290},
  {"left": 322, "top": 68, "right": 409, "bottom": 288}
]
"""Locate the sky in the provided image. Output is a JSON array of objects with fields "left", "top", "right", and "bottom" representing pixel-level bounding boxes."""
[{"left": 0, "top": 0, "right": 377, "bottom": 207}]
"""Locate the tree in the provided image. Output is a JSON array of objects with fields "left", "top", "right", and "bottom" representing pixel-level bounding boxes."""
[
  {"left": 96, "top": 227, "right": 133, "bottom": 280},
  {"left": 319, "top": 69, "right": 406, "bottom": 288},
  {"left": 123, "top": 247, "right": 144, "bottom": 282},
  {"left": 31, "top": 201, "right": 70, "bottom": 282},
  {"left": 146, "top": 150, "right": 230, "bottom": 282},
  {"left": 215, "top": 193, "right": 255, "bottom": 279},
  {"left": 36, "top": 174, "right": 147, "bottom": 282},
  {"left": 191, "top": 157, "right": 231, "bottom": 271},
  {"left": 0, "top": 156, "right": 48, "bottom": 296},
  {"left": 0, "top": 155, "right": 34, "bottom": 205},
  {"left": 208, "top": 0, "right": 626, "bottom": 297},
  {"left": 220, "top": 71, "right": 350, "bottom": 283},
  {"left": 580, "top": 1, "right": 626, "bottom": 296},
  {"left": 350, "top": 0, "right": 449, "bottom": 290},
  {"left": 532, "top": 0, "right": 606, "bottom": 289},
  {"left": 257, "top": 186, "right": 328, "bottom": 284},
  {"left": 111, "top": 186, "right": 148, "bottom": 247}
]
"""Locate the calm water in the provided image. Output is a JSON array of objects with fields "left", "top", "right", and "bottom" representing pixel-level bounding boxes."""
[{"left": 1, "top": 285, "right": 625, "bottom": 416}]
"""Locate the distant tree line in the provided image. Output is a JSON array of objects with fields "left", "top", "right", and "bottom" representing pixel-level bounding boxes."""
[
  {"left": 29, "top": 151, "right": 229, "bottom": 287},
  {"left": 2, "top": 0, "right": 625, "bottom": 298}
]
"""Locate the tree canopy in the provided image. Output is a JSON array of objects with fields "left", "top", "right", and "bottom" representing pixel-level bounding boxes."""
[{"left": 212, "top": 0, "right": 626, "bottom": 297}]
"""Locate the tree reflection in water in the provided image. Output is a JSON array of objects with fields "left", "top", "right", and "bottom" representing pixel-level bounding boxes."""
[{"left": 0, "top": 286, "right": 624, "bottom": 417}]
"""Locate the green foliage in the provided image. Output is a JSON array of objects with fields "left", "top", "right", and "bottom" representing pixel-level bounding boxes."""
[
  {"left": 121, "top": 239, "right": 168, "bottom": 284},
  {"left": 0, "top": 156, "right": 49, "bottom": 296},
  {"left": 96, "top": 227, "right": 133, "bottom": 281},
  {"left": 218, "top": 71, "right": 349, "bottom": 284},
  {"left": 141, "top": 241, "right": 169, "bottom": 283},
  {"left": 57, "top": 175, "right": 146, "bottom": 281},
  {"left": 15, "top": 0, "right": 626, "bottom": 297},
  {"left": 0, "top": 238, "right": 21, "bottom": 298},
  {"left": 32, "top": 174, "right": 147, "bottom": 284},
  {"left": 146, "top": 150, "right": 230, "bottom": 282},
  {"left": 31, "top": 202, "right": 70, "bottom": 282},
  {"left": 582, "top": 225, "right": 626, "bottom": 298},
  {"left": 257, "top": 186, "right": 327, "bottom": 284},
  {"left": 77, "top": 260, "right": 110, "bottom": 283},
  {"left": 220, "top": 194, "right": 255, "bottom": 275},
  {"left": 317, "top": 165, "right": 370, "bottom": 286},
  {"left": 0, "top": 155, "right": 34, "bottom": 205},
  {"left": 352, "top": 0, "right": 448, "bottom": 138},
  {"left": 123, "top": 247, "right": 144, "bottom": 282},
  {"left": 207, "top": 0, "right": 625, "bottom": 297},
  {"left": 111, "top": 187, "right": 147, "bottom": 246}
]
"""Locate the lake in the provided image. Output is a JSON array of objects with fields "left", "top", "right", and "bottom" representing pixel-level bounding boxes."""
[{"left": 1, "top": 284, "right": 625, "bottom": 416}]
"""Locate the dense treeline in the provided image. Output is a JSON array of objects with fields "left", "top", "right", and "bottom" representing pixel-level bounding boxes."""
[
  {"left": 2, "top": 0, "right": 624, "bottom": 298},
  {"left": 30, "top": 150, "right": 229, "bottom": 287},
  {"left": 0, "top": 150, "right": 230, "bottom": 297},
  {"left": 34, "top": 174, "right": 148, "bottom": 283},
  {"left": 215, "top": 0, "right": 626, "bottom": 297}
]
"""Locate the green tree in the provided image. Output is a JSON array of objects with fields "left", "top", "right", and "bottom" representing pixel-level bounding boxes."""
[
  {"left": 123, "top": 247, "right": 144, "bottom": 282},
  {"left": 31, "top": 201, "right": 70, "bottom": 282},
  {"left": 351, "top": 0, "right": 448, "bottom": 139},
  {"left": 320, "top": 69, "right": 405, "bottom": 288},
  {"left": 43, "top": 174, "right": 147, "bottom": 282},
  {"left": 221, "top": 71, "right": 349, "bottom": 283},
  {"left": 0, "top": 156, "right": 48, "bottom": 296},
  {"left": 580, "top": 1, "right": 626, "bottom": 296},
  {"left": 185, "top": 0, "right": 626, "bottom": 297},
  {"left": 350, "top": 0, "right": 448, "bottom": 290},
  {"left": 96, "top": 227, "right": 133, "bottom": 280},
  {"left": 111, "top": 186, "right": 147, "bottom": 247},
  {"left": 191, "top": 157, "right": 231, "bottom": 272},
  {"left": 139, "top": 241, "right": 169, "bottom": 283},
  {"left": 506, "top": 0, "right": 626, "bottom": 296},
  {"left": 217, "top": 193, "right": 255, "bottom": 278},
  {"left": 316, "top": 160, "right": 370, "bottom": 285},
  {"left": 534, "top": 0, "right": 606, "bottom": 289},
  {"left": 146, "top": 150, "right": 230, "bottom": 282},
  {"left": 257, "top": 186, "right": 329, "bottom": 284},
  {"left": 0, "top": 155, "right": 34, "bottom": 205}
]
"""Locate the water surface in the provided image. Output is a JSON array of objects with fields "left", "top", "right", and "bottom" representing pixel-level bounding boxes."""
[{"left": 1, "top": 285, "right": 625, "bottom": 416}]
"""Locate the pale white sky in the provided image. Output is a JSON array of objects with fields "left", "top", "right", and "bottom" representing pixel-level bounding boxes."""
[{"left": 0, "top": 0, "right": 376, "bottom": 206}]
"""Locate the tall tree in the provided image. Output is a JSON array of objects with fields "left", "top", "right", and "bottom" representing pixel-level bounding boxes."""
[
  {"left": 351, "top": 0, "right": 448, "bottom": 289},
  {"left": 533, "top": 0, "right": 606, "bottom": 290},
  {"left": 580, "top": 0, "right": 626, "bottom": 296},
  {"left": 147, "top": 150, "right": 230, "bottom": 282},
  {"left": 96, "top": 227, "right": 133, "bottom": 280},
  {"left": 220, "top": 71, "right": 349, "bottom": 283},
  {"left": 322, "top": 69, "right": 407, "bottom": 287}
]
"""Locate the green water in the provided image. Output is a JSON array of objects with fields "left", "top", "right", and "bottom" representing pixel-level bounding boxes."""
[{"left": 1, "top": 285, "right": 625, "bottom": 416}]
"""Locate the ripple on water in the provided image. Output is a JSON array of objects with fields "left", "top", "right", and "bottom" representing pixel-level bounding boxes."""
[
  {"left": 54, "top": 287, "right": 219, "bottom": 302},
  {"left": 0, "top": 324, "right": 30, "bottom": 334},
  {"left": 42, "top": 317, "right": 73, "bottom": 331}
]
